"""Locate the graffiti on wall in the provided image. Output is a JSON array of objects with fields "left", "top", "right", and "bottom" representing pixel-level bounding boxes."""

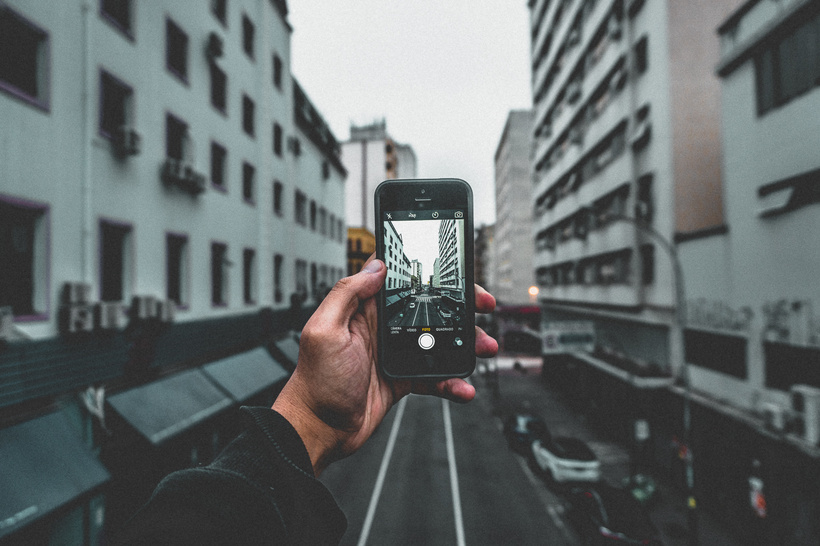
[{"left": 686, "top": 298, "right": 754, "bottom": 333}]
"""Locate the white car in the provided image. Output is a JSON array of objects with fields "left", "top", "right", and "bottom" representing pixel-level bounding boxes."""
[{"left": 531, "top": 434, "right": 601, "bottom": 484}]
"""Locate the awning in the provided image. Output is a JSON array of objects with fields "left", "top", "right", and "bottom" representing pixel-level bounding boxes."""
[
  {"left": 0, "top": 411, "right": 110, "bottom": 539},
  {"left": 273, "top": 337, "right": 300, "bottom": 369},
  {"left": 202, "top": 347, "right": 289, "bottom": 402},
  {"left": 107, "top": 369, "right": 233, "bottom": 445}
]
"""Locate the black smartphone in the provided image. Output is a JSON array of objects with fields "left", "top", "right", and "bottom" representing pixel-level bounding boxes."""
[{"left": 374, "top": 178, "right": 476, "bottom": 379}]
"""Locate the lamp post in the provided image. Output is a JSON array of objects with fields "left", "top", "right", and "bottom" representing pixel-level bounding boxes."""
[{"left": 582, "top": 208, "right": 698, "bottom": 544}]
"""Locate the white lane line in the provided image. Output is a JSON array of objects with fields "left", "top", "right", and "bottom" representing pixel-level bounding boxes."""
[
  {"left": 442, "top": 399, "right": 467, "bottom": 546},
  {"left": 357, "top": 397, "right": 407, "bottom": 546}
]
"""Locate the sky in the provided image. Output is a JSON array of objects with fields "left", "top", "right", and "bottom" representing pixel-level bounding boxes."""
[{"left": 287, "top": 1, "right": 533, "bottom": 227}]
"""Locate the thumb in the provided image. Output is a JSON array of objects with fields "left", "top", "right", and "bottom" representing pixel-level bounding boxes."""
[{"left": 319, "top": 259, "right": 386, "bottom": 328}]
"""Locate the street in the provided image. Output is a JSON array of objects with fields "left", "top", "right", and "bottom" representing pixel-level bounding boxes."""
[{"left": 320, "top": 359, "right": 744, "bottom": 546}]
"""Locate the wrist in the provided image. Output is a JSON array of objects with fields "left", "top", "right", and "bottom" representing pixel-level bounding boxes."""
[{"left": 272, "top": 379, "right": 340, "bottom": 476}]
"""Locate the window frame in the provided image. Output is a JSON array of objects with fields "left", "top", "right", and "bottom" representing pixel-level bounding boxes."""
[
  {"left": 99, "top": 218, "right": 133, "bottom": 303},
  {"left": 165, "top": 17, "right": 189, "bottom": 84},
  {"left": 100, "top": 0, "right": 134, "bottom": 38},
  {"left": 273, "top": 122, "right": 283, "bottom": 156},
  {"left": 242, "top": 94, "right": 255, "bottom": 137},
  {"left": 242, "top": 13, "right": 255, "bottom": 59},
  {"left": 243, "top": 247, "right": 257, "bottom": 305},
  {"left": 273, "top": 180, "right": 283, "bottom": 215},
  {"left": 242, "top": 161, "right": 256, "bottom": 205},
  {"left": 209, "top": 61, "right": 227, "bottom": 114},
  {"left": 99, "top": 69, "right": 134, "bottom": 140},
  {"left": 0, "top": 5, "right": 51, "bottom": 110},
  {"left": 273, "top": 253, "right": 284, "bottom": 303},
  {"left": 210, "top": 140, "right": 228, "bottom": 192},
  {"left": 210, "top": 241, "right": 229, "bottom": 307},
  {"left": 166, "top": 231, "right": 190, "bottom": 309}
]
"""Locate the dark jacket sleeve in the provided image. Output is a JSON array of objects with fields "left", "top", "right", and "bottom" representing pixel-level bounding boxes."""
[{"left": 114, "top": 407, "right": 347, "bottom": 545}]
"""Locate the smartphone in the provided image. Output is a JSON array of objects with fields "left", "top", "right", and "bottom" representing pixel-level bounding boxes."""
[{"left": 374, "top": 178, "right": 475, "bottom": 379}]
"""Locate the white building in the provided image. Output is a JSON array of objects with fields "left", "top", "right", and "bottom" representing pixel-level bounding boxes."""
[
  {"left": 438, "top": 219, "right": 465, "bottom": 294},
  {"left": 342, "top": 119, "right": 417, "bottom": 233},
  {"left": 494, "top": 110, "right": 535, "bottom": 305},
  {"left": 382, "top": 220, "right": 411, "bottom": 290}
]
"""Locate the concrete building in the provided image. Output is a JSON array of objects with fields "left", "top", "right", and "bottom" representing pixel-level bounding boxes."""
[
  {"left": 382, "top": 220, "right": 411, "bottom": 291},
  {"left": 0, "top": 1, "right": 344, "bottom": 542},
  {"left": 494, "top": 110, "right": 535, "bottom": 305},
  {"left": 342, "top": 119, "right": 417, "bottom": 233},
  {"left": 438, "top": 219, "right": 465, "bottom": 296}
]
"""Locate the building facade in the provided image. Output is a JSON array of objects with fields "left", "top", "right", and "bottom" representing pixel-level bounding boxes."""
[
  {"left": 342, "top": 119, "right": 417, "bottom": 234},
  {"left": 494, "top": 110, "right": 535, "bottom": 305},
  {"left": 438, "top": 219, "right": 465, "bottom": 295},
  {"left": 346, "top": 226, "right": 375, "bottom": 275},
  {"left": 0, "top": 1, "right": 345, "bottom": 543}
]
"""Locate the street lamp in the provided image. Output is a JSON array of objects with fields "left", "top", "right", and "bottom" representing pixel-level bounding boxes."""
[{"left": 580, "top": 207, "right": 698, "bottom": 545}]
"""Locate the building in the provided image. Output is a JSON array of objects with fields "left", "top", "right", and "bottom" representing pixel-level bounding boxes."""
[
  {"left": 474, "top": 223, "right": 496, "bottom": 292},
  {"left": 0, "top": 1, "right": 345, "bottom": 543},
  {"left": 342, "top": 119, "right": 417, "bottom": 233},
  {"left": 382, "top": 220, "right": 411, "bottom": 291},
  {"left": 346, "top": 226, "right": 376, "bottom": 275},
  {"left": 438, "top": 219, "right": 465, "bottom": 296},
  {"left": 494, "top": 110, "right": 534, "bottom": 305}
]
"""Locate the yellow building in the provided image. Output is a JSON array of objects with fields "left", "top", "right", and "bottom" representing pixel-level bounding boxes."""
[{"left": 347, "top": 227, "right": 376, "bottom": 275}]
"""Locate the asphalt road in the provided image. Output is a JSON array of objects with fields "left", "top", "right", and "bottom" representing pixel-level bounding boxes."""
[
  {"left": 320, "top": 365, "right": 578, "bottom": 546},
  {"left": 388, "top": 295, "right": 447, "bottom": 328}
]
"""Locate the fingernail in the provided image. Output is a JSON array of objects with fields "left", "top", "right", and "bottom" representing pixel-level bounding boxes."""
[{"left": 362, "top": 260, "right": 383, "bottom": 274}]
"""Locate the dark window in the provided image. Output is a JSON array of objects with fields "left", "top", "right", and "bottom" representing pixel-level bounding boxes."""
[
  {"left": 212, "top": 0, "right": 227, "bottom": 25},
  {"left": 211, "top": 142, "right": 227, "bottom": 188},
  {"left": 764, "top": 342, "right": 820, "bottom": 390},
  {"left": 273, "top": 122, "right": 283, "bottom": 156},
  {"left": 166, "top": 114, "right": 188, "bottom": 160},
  {"left": 211, "top": 242, "right": 228, "bottom": 305},
  {"left": 273, "top": 54, "right": 283, "bottom": 89},
  {"left": 684, "top": 329, "right": 748, "bottom": 379},
  {"left": 273, "top": 254, "right": 283, "bottom": 303},
  {"left": 0, "top": 199, "right": 46, "bottom": 317},
  {"left": 100, "top": 221, "right": 131, "bottom": 302},
  {"left": 243, "top": 248, "right": 256, "bottom": 304},
  {"left": 640, "top": 244, "right": 654, "bottom": 285},
  {"left": 242, "top": 162, "right": 255, "bottom": 203},
  {"left": 634, "top": 35, "right": 648, "bottom": 74},
  {"left": 242, "top": 94, "right": 255, "bottom": 136},
  {"left": 0, "top": 6, "right": 49, "bottom": 107},
  {"left": 295, "top": 190, "right": 307, "bottom": 225},
  {"left": 273, "top": 180, "right": 283, "bottom": 215},
  {"left": 166, "top": 19, "right": 189, "bottom": 83},
  {"left": 101, "top": 0, "right": 132, "bottom": 35},
  {"left": 100, "top": 71, "right": 133, "bottom": 137},
  {"left": 310, "top": 200, "right": 317, "bottom": 231},
  {"left": 210, "top": 63, "right": 227, "bottom": 112},
  {"left": 242, "top": 14, "right": 255, "bottom": 59},
  {"left": 166, "top": 233, "right": 188, "bottom": 307},
  {"left": 322, "top": 161, "right": 330, "bottom": 179}
]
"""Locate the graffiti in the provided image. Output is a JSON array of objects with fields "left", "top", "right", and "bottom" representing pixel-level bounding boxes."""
[
  {"left": 762, "top": 299, "right": 819, "bottom": 347},
  {"left": 686, "top": 298, "right": 754, "bottom": 333}
]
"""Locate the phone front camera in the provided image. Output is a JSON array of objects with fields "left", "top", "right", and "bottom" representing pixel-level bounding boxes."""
[
  {"left": 417, "top": 201, "right": 425, "bottom": 208},
  {"left": 420, "top": 188, "right": 426, "bottom": 194}
]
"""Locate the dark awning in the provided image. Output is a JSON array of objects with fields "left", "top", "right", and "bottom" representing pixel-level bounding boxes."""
[
  {"left": 107, "top": 369, "right": 233, "bottom": 445},
  {"left": 202, "top": 347, "right": 289, "bottom": 402},
  {"left": 0, "top": 411, "right": 110, "bottom": 539}
]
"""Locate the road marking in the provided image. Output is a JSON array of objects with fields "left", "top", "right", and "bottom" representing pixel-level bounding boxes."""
[
  {"left": 443, "top": 399, "right": 467, "bottom": 546},
  {"left": 357, "top": 397, "right": 407, "bottom": 546}
]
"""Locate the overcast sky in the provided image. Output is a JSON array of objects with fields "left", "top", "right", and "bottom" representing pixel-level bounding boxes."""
[{"left": 288, "top": 1, "right": 533, "bottom": 226}]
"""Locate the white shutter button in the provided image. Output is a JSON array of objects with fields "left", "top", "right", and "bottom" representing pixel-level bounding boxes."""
[{"left": 418, "top": 333, "right": 435, "bottom": 350}]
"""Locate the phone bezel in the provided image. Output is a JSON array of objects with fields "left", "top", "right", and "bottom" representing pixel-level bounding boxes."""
[{"left": 374, "top": 178, "right": 476, "bottom": 379}]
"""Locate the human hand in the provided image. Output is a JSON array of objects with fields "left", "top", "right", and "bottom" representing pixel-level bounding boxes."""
[{"left": 272, "top": 257, "right": 497, "bottom": 475}]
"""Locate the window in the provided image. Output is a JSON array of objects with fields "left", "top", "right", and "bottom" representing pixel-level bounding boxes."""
[
  {"left": 101, "top": 0, "right": 132, "bottom": 35},
  {"left": 212, "top": 0, "right": 227, "bottom": 25},
  {"left": 242, "top": 94, "right": 255, "bottom": 137},
  {"left": 243, "top": 248, "right": 256, "bottom": 304},
  {"left": 319, "top": 207, "right": 327, "bottom": 235},
  {"left": 329, "top": 213, "right": 336, "bottom": 240},
  {"left": 166, "top": 233, "right": 189, "bottom": 308},
  {"left": 242, "top": 162, "right": 255, "bottom": 203},
  {"left": 273, "top": 180, "right": 283, "bottom": 215},
  {"left": 100, "top": 220, "right": 132, "bottom": 303},
  {"left": 166, "top": 114, "right": 188, "bottom": 160},
  {"left": 210, "top": 63, "right": 227, "bottom": 113},
  {"left": 755, "top": 12, "right": 820, "bottom": 114},
  {"left": 211, "top": 242, "right": 229, "bottom": 306},
  {"left": 0, "top": 197, "right": 48, "bottom": 318},
  {"left": 273, "top": 254, "right": 283, "bottom": 303},
  {"left": 242, "top": 14, "right": 255, "bottom": 59},
  {"left": 337, "top": 219, "right": 344, "bottom": 242},
  {"left": 273, "top": 54, "right": 283, "bottom": 89},
  {"left": 166, "top": 19, "right": 189, "bottom": 83},
  {"left": 211, "top": 142, "right": 227, "bottom": 189},
  {"left": 310, "top": 200, "right": 317, "bottom": 231},
  {"left": 640, "top": 244, "right": 654, "bottom": 285},
  {"left": 99, "top": 70, "right": 133, "bottom": 138},
  {"left": 633, "top": 36, "right": 648, "bottom": 74},
  {"left": 0, "top": 6, "right": 50, "bottom": 108},
  {"left": 322, "top": 161, "right": 330, "bottom": 179},
  {"left": 295, "top": 259, "right": 308, "bottom": 297},
  {"left": 295, "top": 190, "right": 307, "bottom": 225},
  {"left": 273, "top": 122, "right": 283, "bottom": 156}
]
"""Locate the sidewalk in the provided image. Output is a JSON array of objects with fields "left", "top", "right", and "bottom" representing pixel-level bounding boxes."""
[{"left": 476, "top": 360, "right": 745, "bottom": 546}]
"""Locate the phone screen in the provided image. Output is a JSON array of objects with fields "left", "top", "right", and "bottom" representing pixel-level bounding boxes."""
[{"left": 380, "top": 208, "right": 469, "bottom": 359}]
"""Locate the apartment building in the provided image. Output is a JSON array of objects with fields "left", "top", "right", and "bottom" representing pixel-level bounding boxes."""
[
  {"left": 342, "top": 119, "right": 417, "bottom": 234},
  {"left": 494, "top": 110, "right": 535, "bottom": 305},
  {"left": 0, "top": 1, "right": 345, "bottom": 542}
]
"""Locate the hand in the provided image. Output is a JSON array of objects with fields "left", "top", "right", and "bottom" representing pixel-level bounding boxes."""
[{"left": 272, "top": 257, "right": 498, "bottom": 475}]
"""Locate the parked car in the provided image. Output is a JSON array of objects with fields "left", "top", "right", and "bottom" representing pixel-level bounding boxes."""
[
  {"left": 409, "top": 302, "right": 416, "bottom": 308},
  {"left": 531, "top": 433, "right": 601, "bottom": 484},
  {"left": 502, "top": 413, "right": 548, "bottom": 456},
  {"left": 566, "top": 483, "right": 662, "bottom": 545}
]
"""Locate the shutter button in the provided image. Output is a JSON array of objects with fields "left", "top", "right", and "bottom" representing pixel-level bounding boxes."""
[{"left": 418, "top": 333, "right": 435, "bottom": 350}]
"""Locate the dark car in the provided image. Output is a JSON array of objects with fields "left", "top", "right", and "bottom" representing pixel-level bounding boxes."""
[
  {"left": 566, "top": 483, "right": 662, "bottom": 545},
  {"left": 502, "top": 413, "right": 549, "bottom": 456}
]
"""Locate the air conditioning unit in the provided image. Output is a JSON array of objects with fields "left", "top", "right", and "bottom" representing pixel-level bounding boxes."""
[
  {"left": 156, "top": 299, "right": 176, "bottom": 323},
  {"left": 567, "top": 27, "right": 581, "bottom": 47},
  {"left": 95, "top": 301, "right": 124, "bottom": 331},
  {"left": 610, "top": 67, "right": 628, "bottom": 91},
  {"left": 161, "top": 159, "right": 207, "bottom": 195},
  {"left": 761, "top": 402, "right": 787, "bottom": 432},
  {"left": 791, "top": 384, "right": 820, "bottom": 445},
  {"left": 130, "top": 295, "right": 158, "bottom": 321},
  {"left": 61, "top": 282, "right": 92, "bottom": 305},
  {"left": 608, "top": 17, "right": 623, "bottom": 40},
  {"left": 205, "top": 32, "right": 224, "bottom": 59},
  {"left": 0, "top": 306, "right": 13, "bottom": 340},
  {"left": 115, "top": 125, "right": 141, "bottom": 156},
  {"left": 59, "top": 305, "right": 94, "bottom": 335}
]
